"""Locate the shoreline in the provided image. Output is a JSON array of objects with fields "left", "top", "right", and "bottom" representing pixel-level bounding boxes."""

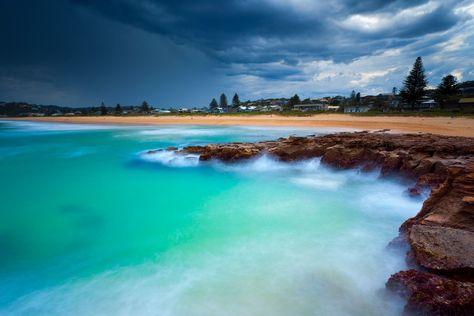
[{"left": 3, "top": 114, "right": 474, "bottom": 137}]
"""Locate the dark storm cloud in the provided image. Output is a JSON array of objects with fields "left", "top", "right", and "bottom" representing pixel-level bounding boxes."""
[
  {"left": 0, "top": 0, "right": 221, "bottom": 106},
  {"left": 342, "top": 0, "right": 427, "bottom": 13},
  {"left": 0, "top": 0, "right": 472, "bottom": 105},
  {"left": 71, "top": 0, "right": 460, "bottom": 65}
]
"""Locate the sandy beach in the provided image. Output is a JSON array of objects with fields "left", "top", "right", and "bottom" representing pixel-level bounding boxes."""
[{"left": 4, "top": 114, "right": 474, "bottom": 137}]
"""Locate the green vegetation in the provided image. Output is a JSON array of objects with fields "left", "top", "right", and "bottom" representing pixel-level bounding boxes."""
[
  {"left": 219, "top": 93, "right": 228, "bottom": 110},
  {"left": 100, "top": 102, "right": 107, "bottom": 115},
  {"left": 400, "top": 56, "right": 428, "bottom": 109},
  {"left": 209, "top": 98, "right": 218, "bottom": 111},
  {"left": 115, "top": 104, "right": 123, "bottom": 115},
  {"left": 435, "top": 75, "right": 460, "bottom": 108},
  {"left": 140, "top": 101, "right": 151, "bottom": 114},
  {"left": 232, "top": 93, "right": 240, "bottom": 109}
]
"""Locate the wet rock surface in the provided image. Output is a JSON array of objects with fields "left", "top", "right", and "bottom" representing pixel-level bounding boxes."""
[
  {"left": 387, "top": 270, "right": 474, "bottom": 315},
  {"left": 408, "top": 225, "right": 474, "bottom": 275},
  {"left": 149, "top": 131, "right": 474, "bottom": 314}
]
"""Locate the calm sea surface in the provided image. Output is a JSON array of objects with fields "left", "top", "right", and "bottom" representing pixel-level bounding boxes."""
[{"left": 0, "top": 121, "right": 421, "bottom": 315}]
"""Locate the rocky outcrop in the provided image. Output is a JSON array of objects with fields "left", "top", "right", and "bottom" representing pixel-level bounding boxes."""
[
  {"left": 407, "top": 225, "right": 474, "bottom": 277},
  {"left": 387, "top": 270, "right": 474, "bottom": 315},
  {"left": 147, "top": 131, "right": 474, "bottom": 314}
]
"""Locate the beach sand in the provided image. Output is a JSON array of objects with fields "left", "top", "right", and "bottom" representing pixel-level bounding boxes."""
[{"left": 4, "top": 114, "right": 474, "bottom": 137}]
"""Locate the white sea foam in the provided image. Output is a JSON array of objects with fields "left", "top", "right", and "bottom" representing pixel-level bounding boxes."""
[
  {"left": 2, "top": 232, "right": 406, "bottom": 316},
  {"left": 140, "top": 150, "right": 200, "bottom": 167},
  {"left": 139, "top": 127, "right": 224, "bottom": 137},
  {"left": 140, "top": 150, "right": 324, "bottom": 173},
  {"left": 292, "top": 175, "right": 345, "bottom": 190},
  {"left": 358, "top": 187, "right": 422, "bottom": 217},
  {"left": 132, "top": 125, "right": 345, "bottom": 143},
  {"left": 1, "top": 121, "right": 120, "bottom": 132}
]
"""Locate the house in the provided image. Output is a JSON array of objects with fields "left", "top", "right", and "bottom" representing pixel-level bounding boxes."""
[
  {"left": 269, "top": 105, "right": 282, "bottom": 111},
  {"left": 294, "top": 103, "right": 328, "bottom": 111},
  {"left": 401, "top": 98, "right": 437, "bottom": 110},
  {"left": 459, "top": 97, "right": 474, "bottom": 107},
  {"left": 389, "top": 99, "right": 400, "bottom": 109},
  {"left": 420, "top": 99, "right": 438, "bottom": 109},
  {"left": 458, "top": 81, "right": 474, "bottom": 96},
  {"left": 344, "top": 105, "right": 371, "bottom": 113},
  {"left": 155, "top": 109, "right": 171, "bottom": 114}
]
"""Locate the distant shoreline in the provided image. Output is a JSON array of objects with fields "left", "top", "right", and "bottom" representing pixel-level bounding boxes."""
[{"left": 3, "top": 114, "right": 474, "bottom": 137}]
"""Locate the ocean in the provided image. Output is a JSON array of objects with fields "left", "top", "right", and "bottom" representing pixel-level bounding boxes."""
[{"left": 0, "top": 121, "right": 422, "bottom": 315}]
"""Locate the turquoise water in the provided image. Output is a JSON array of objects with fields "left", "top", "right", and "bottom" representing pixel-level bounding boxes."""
[{"left": 0, "top": 121, "right": 421, "bottom": 315}]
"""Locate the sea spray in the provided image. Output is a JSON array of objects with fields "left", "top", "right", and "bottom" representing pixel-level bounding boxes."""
[{"left": 140, "top": 150, "right": 200, "bottom": 167}]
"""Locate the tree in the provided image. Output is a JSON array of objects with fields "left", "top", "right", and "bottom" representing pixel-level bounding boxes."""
[
  {"left": 140, "top": 101, "right": 150, "bottom": 113},
  {"left": 209, "top": 98, "right": 218, "bottom": 111},
  {"left": 285, "top": 94, "right": 301, "bottom": 110},
  {"left": 219, "top": 93, "right": 228, "bottom": 110},
  {"left": 435, "top": 74, "right": 459, "bottom": 109},
  {"left": 115, "top": 103, "right": 123, "bottom": 115},
  {"left": 232, "top": 93, "right": 240, "bottom": 108},
  {"left": 400, "top": 57, "right": 427, "bottom": 110},
  {"left": 392, "top": 87, "right": 398, "bottom": 95},
  {"left": 355, "top": 92, "right": 361, "bottom": 104},
  {"left": 100, "top": 102, "right": 107, "bottom": 116},
  {"left": 350, "top": 90, "right": 357, "bottom": 106},
  {"left": 350, "top": 90, "right": 356, "bottom": 100}
]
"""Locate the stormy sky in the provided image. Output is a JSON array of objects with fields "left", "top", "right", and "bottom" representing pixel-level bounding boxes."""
[{"left": 1, "top": 0, "right": 473, "bottom": 107}]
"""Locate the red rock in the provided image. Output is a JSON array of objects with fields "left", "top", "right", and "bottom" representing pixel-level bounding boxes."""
[
  {"left": 387, "top": 270, "right": 474, "bottom": 315},
  {"left": 408, "top": 186, "right": 422, "bottom": 197},
  {"left": 463, "top": 196, "right": 474, "bottom": 204},
  {"left": 408, "top": 225, "right": 474, "bottom": 275}
]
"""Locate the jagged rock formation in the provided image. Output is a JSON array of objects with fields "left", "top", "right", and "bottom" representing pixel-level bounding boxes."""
[
  {"left": 387, "top": 270, "right": 474, "bottom": 315},
  {"left": 147, "top": 131, "right": 474, "bottom": 314}
]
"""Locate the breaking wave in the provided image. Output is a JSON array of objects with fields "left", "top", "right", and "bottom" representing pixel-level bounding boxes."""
[
  {"left": 138, "top": 127, "right": 224, "bottom": 137},
  {"left": 139, "top": 150, "right": 200, "bottom": 167},
  {"left": 0, "top": 121, "right": 119, "bottom": 132}
]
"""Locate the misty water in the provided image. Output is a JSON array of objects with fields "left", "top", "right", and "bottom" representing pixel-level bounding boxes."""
[{"left": 0, "top": 121, "right": 421, "bottom": 315}]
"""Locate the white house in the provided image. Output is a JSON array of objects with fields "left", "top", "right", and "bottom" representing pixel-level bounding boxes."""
[
  {"left": 344, "top": 105, "right": 371, "bottom": 113},
  {"left": 294, "top": 103, "right": 328, "bottom": 111}
]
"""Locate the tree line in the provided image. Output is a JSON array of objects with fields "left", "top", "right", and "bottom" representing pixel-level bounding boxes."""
[
  {"left": 399, "top": 56, "right": 462, "bottom": 109},
  {"left": 98, "top": 101, "right": 151, "bottom": 115},
  {"left": 209, "top": 93, "right": 241, "bottom": 111}
]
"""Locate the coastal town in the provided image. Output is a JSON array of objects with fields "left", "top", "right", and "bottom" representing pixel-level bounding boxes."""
[{"left": 2, "top": 58, "right": 474, "bottom": 118}]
